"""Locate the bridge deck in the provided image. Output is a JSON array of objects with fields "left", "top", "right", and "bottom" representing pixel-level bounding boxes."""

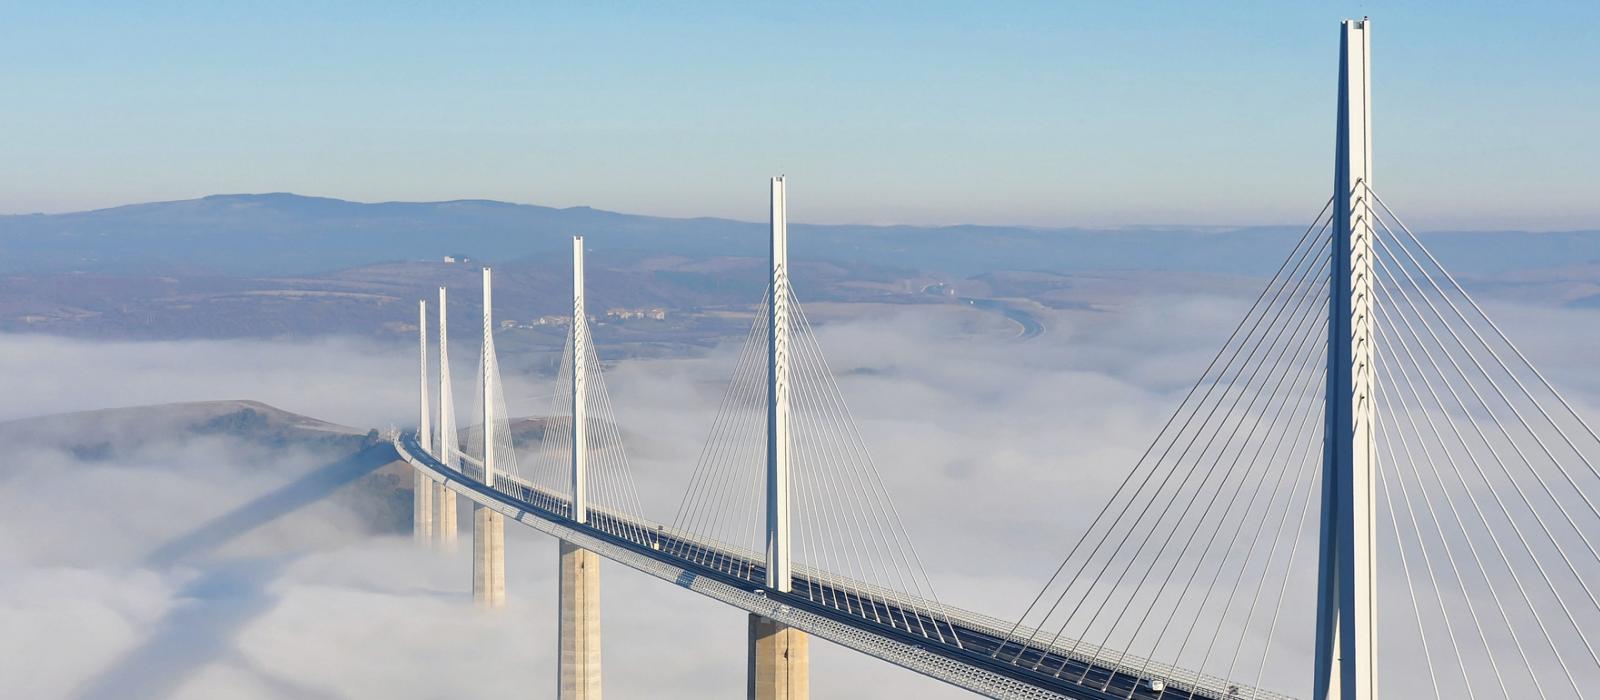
[{"left": 397, "top": 433, "right": 1289, "bottom": 700}]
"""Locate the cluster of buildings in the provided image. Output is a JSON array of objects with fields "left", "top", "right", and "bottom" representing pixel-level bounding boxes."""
[{"left": 496, "top": 308, "right": 667, "bottom": 330}]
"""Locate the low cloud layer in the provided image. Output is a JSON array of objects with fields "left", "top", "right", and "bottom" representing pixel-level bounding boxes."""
[{"left": 2, "top": 282, "right": 1597, "bottom": 698}]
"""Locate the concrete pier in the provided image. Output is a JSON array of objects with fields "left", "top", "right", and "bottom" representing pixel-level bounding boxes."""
[
  {"left": 435, "top": 480, "right": 457, "bottom": 549},
  {"left": 473, "top": 505, "right": 505, "bottom": 607},
  {"left": 559, "top": 540, "right": 602, "bottom": 699},
  {"left": 748, "top": 614, "right": 808, "bottom": 700},
  {"left": 413, "top": 470, "right": 434, "bottom": 545}
]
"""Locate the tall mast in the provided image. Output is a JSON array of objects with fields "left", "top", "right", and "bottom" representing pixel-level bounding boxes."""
[
  {"left": 419, "top": 300, "right": 432, "bottom": 454},
  {"left": 765, "top": 176, "right": 792, "bottom": 593},
  {"left": 482, "top": 267, "right": 497, "bottom": 489},
  {"left": 572, "top": 236, "right": 589, "bottom": 524},
  {"left": 439, "top": 286, "right": 455, "bottom": 466},
  {"left": 1313, "top": 17, "right": 1377, "bottom": 700}
]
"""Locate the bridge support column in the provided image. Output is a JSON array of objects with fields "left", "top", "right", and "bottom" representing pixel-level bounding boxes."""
[
  {"left": 747, "top": 614, "right": 808, "bottom": 700},
  {"left": 434, "top": 480, "right": 457, "bottom": 549},
  {"left": 473, "top": 505, "right": 505, "bottom": 607},
  {"left": 559, "top": 540, "right": 602, "bottom": 699},
  {"left": 413, "top": 471, "right": 434, "bottom": 545}
]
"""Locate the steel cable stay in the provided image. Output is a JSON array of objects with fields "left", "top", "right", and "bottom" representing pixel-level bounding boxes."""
[
  {"left": 1001, "top": 209, "right": 1335, "bottom": 664},
  {"left": 1367, "top": 187, "right": 1600, "bottom": 695},
  {"left": 1041, "top": 250, "right": 1336, "bottom": 677},
  {"left": 1374, "top": 418, "right": 1444, "bottom": 698},
  {"left": 1061, "top": 289, "right": 1330, "bottom": 683},
  {"left": 994, "top": 196, "right": 1337, "bottom": 663},
  {"left": 1376, "top": 386, "right": 1501, "bottom": 700},
  {"left": 702, "top": 298, "right": 771, "bottom": 575},
  {"left": 581, "top": 333, "right": 632, "bottom": 539},
  {"left": 477, "top": 328, "right": 524, "bottom": 490},
  {"left": 1370, "top": 186, "right": 1600, "bottom": 467},
  {"left": 668, "top": 291, "right": 767, "bottom": 557},
  {"left": 1375, "top": 268, "right": 1600, "bottom": 669},
  {"left": 788, "top": 353, "right": 854, "bottom": 612},
  {"left": 437, "top": 338, "right": 462, "bottom": 472},
  {"left": 1374, "top": 295, "right": 1583, "bottom": 698},
  {"left": 1131, "top": 330, "right": 1327, "bottom": 694},
  {"left": 1244, "top": 455, "right": 1322, "bottom": 695},
  {"left": 530, "top": 332, "right": 576, "bottom": 515},
  {"left": 709, "top": 297, "right": 773, "bottom": 569},
  {"left": 1375, "top": 228, "right": 1600, "bottom": 570},
  {"left": 789, "top": 292, "right": 953, "bottom": 641},
  {"left": 791, "top": 335, "right": 923, "bottom": 634},
  {"left": 588, "top": 338, "right": 658, "bottom": 547},
  {"left": 488, "top": 312, "right": 658, "bottom": 544},
  {"left": 1206, "top": 398, "right": 1324, "bottom": 699},
  {"left": 673, "top": 292, "right": 771, "bottom": 571},
  {"left": 1049, "top": 297, "right": 1324, "bottom": 680},
  {"left": 790, "top": 292, "right": 962, "bottom": 643},
  {"left": 1017, "top": 260, "right": 1331, "bottom": 671},
  {"left": 1372, "top": 322, "right": 1555, "bottom": 698},
  {"left": 468, "top": 335, "right": 487, "bottom": 484},
  {"left": 789, "top": 323, "right": 889, "bottom": 621},
  {"left": 996, "top": 186, "right": 1600, "bottom": 697},
  {"left": 661, "top": 279, "right": 960, "bottom": 645},
  {"left": 1005, "top": 219, "right": 1336, "bottom": 667},
  {"left": 790, "top": 398, "right": 835, "bottom": 609},
  {"left": 1088, "top": 292, "right": 1333, "bottom": 687},
  {"left": 789, "top": 352, "right": 898, "bottom": 626}
]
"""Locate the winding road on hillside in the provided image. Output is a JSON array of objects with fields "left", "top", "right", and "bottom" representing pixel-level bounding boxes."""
[{"left": 962, "top": 298, "right": 1046, "bottom": 339}]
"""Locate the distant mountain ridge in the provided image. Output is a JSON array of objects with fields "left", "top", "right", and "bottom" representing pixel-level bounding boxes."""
[{"left": 5, "top": 192, "right": 1596, "bottom": 278}]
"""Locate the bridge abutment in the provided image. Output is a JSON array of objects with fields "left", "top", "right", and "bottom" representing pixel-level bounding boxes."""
[
  {"left": 473, "top": 505, "right": 505, "bottom": 607},
  {"left": 747, "top": 614, "right": 808, "bottom": 700},
  {"left": 559, "top": 540, "right": 602, "bottom": 698}
]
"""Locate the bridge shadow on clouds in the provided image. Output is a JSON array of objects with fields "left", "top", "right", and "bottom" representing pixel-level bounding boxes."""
[
  {"left": 73, "top": 558, "right": 293, "bottom": 700},
  {"left": 144, "top": 443, "right": 399, "bottom": 567},
  {"left": 73, "top": 444, "right": 400, "bottom": 700}
]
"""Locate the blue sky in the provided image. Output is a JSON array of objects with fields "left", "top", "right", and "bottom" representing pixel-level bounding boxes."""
[{"left": 2, "top": 1, "right": 1596, "bottom": 229}]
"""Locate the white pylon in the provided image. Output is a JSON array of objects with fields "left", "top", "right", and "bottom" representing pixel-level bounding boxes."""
[
  {"left": 437, "top": 286, "right": 459, "bottom": 549},
  {"left": 572, "top": 236, "right": 589, "bottom": 524},
  {"left": 1313, "top": 17, "right": 1377, "bottom": 700},
  {"left": 419, "top": 300, "right": 433, "bottom": 454},
  {"left": 481, "top": 267, "right": 497, "bottom": 490},
  {"left": 438, "top": 287, "right": 456, "bottom": 468},
  {"left": 415, "top": 299, "right": 434, "bottom": 545},
  {"left": 765, "top": 176, "right": 792, "bottom": 593}
]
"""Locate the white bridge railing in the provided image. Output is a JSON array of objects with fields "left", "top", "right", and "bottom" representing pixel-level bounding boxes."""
[{"left": 408, "top": 434, "right": 1293, "bottom": 700}]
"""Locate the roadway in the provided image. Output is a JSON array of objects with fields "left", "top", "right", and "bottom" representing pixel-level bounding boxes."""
[
  {"left": 963, "top": 298, "right": 1046, "bottom": 340},
  {"left": 397, "top": 432, "right": 1273, "bottom": 700}
]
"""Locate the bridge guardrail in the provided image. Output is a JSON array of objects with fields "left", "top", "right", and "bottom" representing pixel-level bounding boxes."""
[{"left": 399, "top": 433, "right": 1296, "bottom": 700}]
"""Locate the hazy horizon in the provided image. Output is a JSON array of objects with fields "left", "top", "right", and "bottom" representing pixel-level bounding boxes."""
[
  {"left": 5, "top": 4, "right": 1598, "bottom": 230},
  {"left": 10, "top": 190, "right": 1600, "bottom": 235}
]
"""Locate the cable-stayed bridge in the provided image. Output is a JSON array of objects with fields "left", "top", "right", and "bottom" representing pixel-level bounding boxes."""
[{"left": 391, "top": 19, "right": 1600, "bottom": 700}]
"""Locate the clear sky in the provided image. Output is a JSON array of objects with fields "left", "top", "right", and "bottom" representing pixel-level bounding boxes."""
[{"left": 2, "top": 1, "right": 1596, "bottom": 229}]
